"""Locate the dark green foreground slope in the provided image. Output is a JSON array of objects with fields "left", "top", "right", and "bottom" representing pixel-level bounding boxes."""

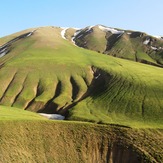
[{"left": 0, "top": 107, "right": 162, "bottom": 163}]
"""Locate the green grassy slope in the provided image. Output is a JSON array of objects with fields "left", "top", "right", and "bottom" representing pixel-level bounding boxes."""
[
  {"left": 0, "top": 105, "right": 162, "bottom": 163},
  {"left": 0, "top": 27, "right": 94, "bottom": 113},
  {"left": 74, "top": 26, "right": 107, "bottom": 53},
  {"left": 68, "top": 58, "right": 163, "bottom": 128},
  {"left": 0, "top": 105, "right": 45, "bottom": 120},
  {"left": 0, "top": 26, "right": 163, "bottom": 163},
  {"left": 0, "top": 26, "right": 163, "bottom": 128},
  {"left": 0, "top": 119, "right": 162, "bottom": 163},
  {"left": 72, "top": 25, "right": 163, "bottom": 67}
]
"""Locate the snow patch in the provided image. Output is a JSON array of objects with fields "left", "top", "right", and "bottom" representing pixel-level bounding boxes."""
[
  {"left": 117, "top": 33, "right": 123, "bottom": 38},
  {"left": 71, "top": 37, "right": 76, "bottom": 45},
  {"left": 0, "top": 30, "right": 35, "bottom": 58},
  {"left": 151, "top": 46, "right": 157, "bottom": 50},
  {"left": 39, "top": 113, "right": 65, "bottom": 120},
  {"left": 88, "top": 26, "right": 94, "bottom": 30},
  {"left": 143, "top": 39, "right": 150, "bottom": 45},
  {"left": 0, "top": 47, "right": 7, "bottom": 53},
  {"left": 71, "top": 35, "right": 78, "bottom": 46},
  {"left": 153, "top": 35, "right": 163, "bottom": 40},
  {"left": 98, "top": 25, "right": 124, "bottom": 34},
  {"left": 0, "top": 51, "right": 8, "bottom": 58},
  {"left": 150, "top": 46, "right": 163, "bottom": 50},
  {"left": 74, "top": 29, "right": 83, "bottom": 37},
  {"left": 95, "top": 74, "right": 101, "bottom": 79},
  {"left": 71, "top": 26, "right": 94, "bottom": 45},
  {"left": 26, "top": 30, "right": 36, "bottom": 37},
  {"left": 26, "top": 32, "right": 33, "bottom": 37},
  {"left": 61, "top": 27, "right": 69, "bottom": 40},
  {"left": 26, "top": 29, "right": 36, "bottom": 37},
  {"left": 71, "top": 29, "right": 83, "bottom": 46},
  {"left": 76, "top": 34, "right": 83, "bottom": 39},
  {"left": 85, "top": 26, "right": 94, "bottom": 33},
  {"left": 71, "top": 27, "right": 81, "bottom": 30},
  {"left": 127, "top": 32, "right": 131, "bottom": 35}
]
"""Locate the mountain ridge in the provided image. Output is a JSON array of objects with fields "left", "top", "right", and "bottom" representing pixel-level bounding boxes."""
[
  {"left": 0, "top": 25, "right": 163, "bottom": 127},
  {"left": 61, "top": 24, "right": 163, "bottom": 67},
  {"left": 2, "top": 24, "right": 163, "bottom": 67}
]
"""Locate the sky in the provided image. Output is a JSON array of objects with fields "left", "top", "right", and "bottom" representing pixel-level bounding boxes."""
[{"left": 1, "top": 0, "right": 163, "bottom": 37}]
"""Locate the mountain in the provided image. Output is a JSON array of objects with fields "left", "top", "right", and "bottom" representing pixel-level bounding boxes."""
[
  {"left": 69, "top": 25, "right": 163, "bottom": 67},
  {"left": 0, "top": 25, "right": 163, "bottom": 162},
  {"left": 0, "top": 25, "right": 163, "bottom": 127}
]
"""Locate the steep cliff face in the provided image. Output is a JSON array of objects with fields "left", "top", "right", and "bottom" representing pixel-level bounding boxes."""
[{"left": 0, "top": 121, "right": 162, "bottom": 163}]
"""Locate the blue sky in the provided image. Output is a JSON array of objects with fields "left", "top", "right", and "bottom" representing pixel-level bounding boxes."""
[{"left": 1, "top": 0, "right": 163, "bottom": 37}]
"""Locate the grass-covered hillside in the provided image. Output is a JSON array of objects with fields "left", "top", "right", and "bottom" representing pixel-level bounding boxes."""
[
  {"left": 72, "top": 25, "right": 163, "bottom": 67},
  {"left": 0, "top": 26, "right": 163, "bottom": 162},
  {"left": 0, "top": 107, "right": 162, "bottom": 163},
  {"left": 0, "top": 105, "right": 46, "bottom": 120},
  {"left": 0, "top": 26, "right": 163, "bottom": 128}
]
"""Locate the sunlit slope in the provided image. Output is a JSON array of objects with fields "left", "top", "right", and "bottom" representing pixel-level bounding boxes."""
[
  {"left": 72, "top": 25, "right": 163, "bottom": 66},
  {"left": 68, "top": 58, "right": 163, "bottom": 127},
  {"left": 0, "top": 27, "right": 95, "bottom": 113},
  {"left": 0, "top": 105, "right": 45, "bottom": 120},
  {"left": 0, "top": 26, "right": 163, "bottom": 127}
]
